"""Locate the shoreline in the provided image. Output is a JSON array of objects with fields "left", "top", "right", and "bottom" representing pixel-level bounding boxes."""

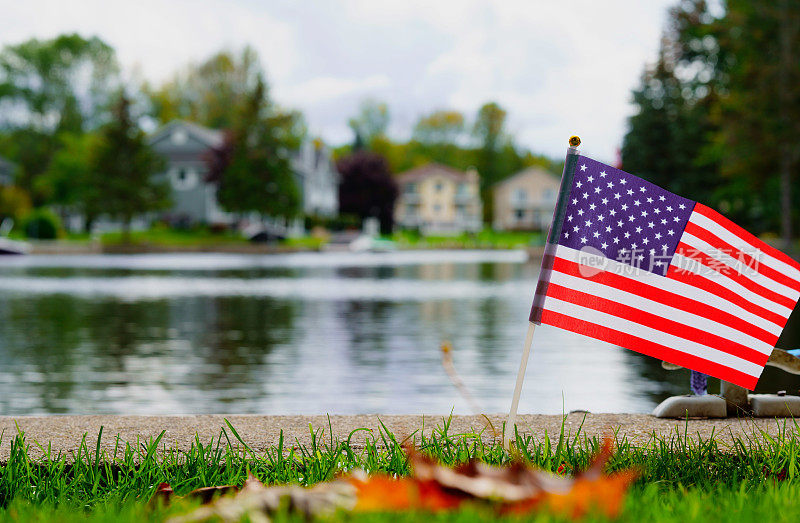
[
  {"left": 26, "top": 241, "right": 545, "bottom": 257},
  {"left": 1, "top": 412, "right": 795, "bottom": 462}
]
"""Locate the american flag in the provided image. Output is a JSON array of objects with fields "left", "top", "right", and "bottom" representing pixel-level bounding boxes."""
[{"left": 530, "top": 155, "right": 800, "bottom": 390}]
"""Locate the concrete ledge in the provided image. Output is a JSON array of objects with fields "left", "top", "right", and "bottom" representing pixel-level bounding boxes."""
[
  {"left": 1, "top": 412, "right": 799, "bottom": 462},
  {"left": 750, "top": 394, "right": 800, "bottom": 417},
  {"left": 652, "top": 395, "right": 728, "bottom": 419}
]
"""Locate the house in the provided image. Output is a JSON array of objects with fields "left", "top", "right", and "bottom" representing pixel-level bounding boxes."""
[
  {"left": 492, "top": 166, "right": 560, "bottom": 231},
  {"left": 292, "top": 139, "right": 339, "bottom": 217},
  {"left": 394, "top": 163, "right": 482, "bottom": 234},
  {"left": 149, "top": 120, "right": 229, "bottom": 226},
  {"left": 0, "top": 155, "right": 15, "bottom": 185},
  {"left": 148, "top": 120, "right": 338, "bottom": 227}
]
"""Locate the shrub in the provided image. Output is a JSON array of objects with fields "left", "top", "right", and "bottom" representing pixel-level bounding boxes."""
[{"left": 22, "top": 209, "right": 62, "bottom": 239}]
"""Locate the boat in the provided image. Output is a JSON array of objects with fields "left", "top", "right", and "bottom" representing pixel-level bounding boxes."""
[{"left": 0, "top": 219, "right": 30, "bottom": 255}]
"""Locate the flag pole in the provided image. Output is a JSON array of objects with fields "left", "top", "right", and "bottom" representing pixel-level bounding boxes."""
[{"left": 503, "top": 136, "right": 582, "bottom": 450}]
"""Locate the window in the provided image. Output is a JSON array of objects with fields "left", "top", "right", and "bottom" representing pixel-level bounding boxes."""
[
  {"left": 543, "top": 188, "right": 557, "bottom": 201},
  {"left": 457, "top": 183, "right": 469, "bottom": 195},
  {"left": 513, "top": 188, "right": 527, "bottom": 202},
  {"left": 434, "top": 204, "right": 442, "bottom": 213},
  {"left": 515, "top": 209, "right": 526, "bottom": 220},
  {"left": 170, "top": 166, "right": 198, "bottom": 191},
  {"left": 405, "top": 183, "right": 417, "bottom": 194},
  {"left": 435, "top": 181, "right": 444, "bottom": 192}
]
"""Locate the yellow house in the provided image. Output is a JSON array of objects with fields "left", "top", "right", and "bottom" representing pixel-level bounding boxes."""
[
  {"left": 395, "top": 163, "right": 482, "bottom": 234},
  {"left": 493, "top": 167, "right": 560, "bottom": 230}
]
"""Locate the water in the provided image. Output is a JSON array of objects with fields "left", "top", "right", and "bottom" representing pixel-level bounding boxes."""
[{"left": 0, "top": 250, "right": 793, "bottom": 416}]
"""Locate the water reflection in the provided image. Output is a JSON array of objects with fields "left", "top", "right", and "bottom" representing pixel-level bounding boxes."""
[{"left": 0, "top": 251, "right": 796, "bottom": 415}]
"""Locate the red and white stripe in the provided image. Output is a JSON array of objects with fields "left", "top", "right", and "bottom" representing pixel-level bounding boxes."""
[{"left": 536, "top": 203, "right": 800, "bottom": 390}]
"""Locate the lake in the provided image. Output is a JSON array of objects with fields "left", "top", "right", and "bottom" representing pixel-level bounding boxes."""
[{"left": 0, "top": 250, "right": 795, "bottom": 416}]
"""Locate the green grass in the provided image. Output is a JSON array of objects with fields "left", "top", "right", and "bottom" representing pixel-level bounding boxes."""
[
  {"left": 2, "top": 417, "right": 800, "bottom": 521},
  {"left": 391, "top": 229, "right": 544, "bottom": 249},
  {"left": 99, "top": 226, "right": 249, "bottom": 247}
]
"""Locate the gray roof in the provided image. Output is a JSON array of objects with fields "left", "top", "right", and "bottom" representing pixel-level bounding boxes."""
[{"left": 148, "top": 120, "right": 225, "bottom": 148}]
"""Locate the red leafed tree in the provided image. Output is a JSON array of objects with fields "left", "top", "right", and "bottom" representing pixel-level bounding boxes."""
[{"left": 336, "top": 151, "right": 398, "bottom": 234}]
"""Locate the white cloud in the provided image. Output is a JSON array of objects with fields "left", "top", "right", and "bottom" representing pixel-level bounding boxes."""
[{"left": 0, "top": 0, "right": 675, "bottom": 161}]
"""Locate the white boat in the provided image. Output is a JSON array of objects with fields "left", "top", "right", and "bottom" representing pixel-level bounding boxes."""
[{"left": 0, "top": 219, "right": 29, "bottom": 255}]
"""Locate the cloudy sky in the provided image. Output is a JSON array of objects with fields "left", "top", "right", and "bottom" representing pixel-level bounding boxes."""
[{"left": 2, "top": 0, "right": 675, "bottom": 161}]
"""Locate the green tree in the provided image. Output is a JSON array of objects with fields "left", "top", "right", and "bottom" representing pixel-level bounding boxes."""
[
  {"left": 715, "top": 0, "right": 800, "bottom": 245},
  {"left": 207, "top": 76, "right": 301, "bottom": 220},
  {"left": 0, "top": 34, "right": 119, "bottom": 198},
  {"left": 473, "top": 102, "right": 523, "bottom": 221},
  {"left": 348, "top": 99, "right": 389, "bottom": 149},
  {"left": 89, "top": 94, "right": 168, "bottom": 240},
  {"left": 38, "top": 132, "right": 104, "bottom": 232},
  {"left": 413, "top": 110, "right": 465, "bottom": 145},
  {"left": 146, "top": 47, "right": 262, "bottom": 129}
]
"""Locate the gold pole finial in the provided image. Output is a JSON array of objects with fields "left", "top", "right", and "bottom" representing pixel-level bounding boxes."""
[{"left": 569, "top": 135, "right": 581, "bottom": 147}]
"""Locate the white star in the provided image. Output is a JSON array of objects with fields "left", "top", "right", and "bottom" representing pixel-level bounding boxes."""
[
  {"left": 640, "top": 187, "right": 647, "bottom": 193},
  {"left": 617, "top": 220, "right": 623, "bottom": 227},
  {"left": 649, "top": 248, "right": 656, "bottom": 255},
  {"left": 659, "top": 195, "right": 666, "bottom": 201},
  {"left": 613, "top": 237, "right": 620, "bottom": 244},
  {"left": 564, "top": 232, "right": 569, "bottom": 238},
  {"left": 574, "top": 225, "right": 579, "bottom": 232},
  {"left": 576, "top": 181, "right": 583, "bottom": 188},
  {"left": 581, "top": 236, "right": 588, "bottom": 243},
  {"left": 624, "top": 232, "right": 631, "bottom": 239},
  {"left": 601, "top": 242, "right": 608, "bottom": 249},
  {"left": 631, "top": 242, "right": 638, "bottom": 249},
  {"left": 598, "top": 214, "right": 605, "bottom": 221},
  {"left": 607, "top": 181, "right": 614, "bottom": 189},
  {"left": 641, "top": 210, "right": 648, "bottom": 217},
  {"left": 577, "top": 209, "right": 584, "bottom": 216},
  {"left": 609, "top": 209, "right": 617, "bottom": 216},
  {"left": 614, "top": 192, "right": 621, "bottom": 199},
  {"left": 619, "top": 247, "right": 627, "bottom": 254},
  {"left": 594, "top": 187, "right": 601, "bottom": 194},
  {"left": 601, "top": 198, "right": 609, "bottom": 205},
  {"left": 646, "top": 197, "right": 653, "bottom": 204},
  {"left": 634, "top": 200, "right": 641, "bottom": 206},
  {"left": 587, "top": 175, "right": 594, "bottom": 183},
  {"left": 627, "top": 189, "right": 634, "bottom": 196},
  {"left": 662, "top": 244, "right": 669, "bottom": 251},
  {"left": 673, "top": 216, "right": 681, "bottom": 222},
  {"left": 585, "top": 220, "right": 593, "bottom": 227},
  {"left": 638, "top": 254, "right": 645, "bottom": 261},
  {"left": 648, "top": 221, "right": 655, "bottom": 228},
  {"left": 593, "top": 231, "right": 600, "bottom": 238},
  {"left": 605, "top": 226, "right": 612, "bottom": 232},
  {"left": 655, "top": 261, "right": 663, "bottom": 267},
  {"left": 567, "top": 215, "right": 573, "bottom": 222},
  {"left": 621, "top": 204, "right": 628, "bottom": 211},
  {"left": 583, "top": 192, "right": 589, "bottom": 199},
  {"left": 620, "top": 179, "right": 627, "bottom": 185},
  {"left": 600, "top": 171, "right": 607, "bottom": 178},
  {"left": 666, "top": 206, "right": 673, "bottom": 212},
  {"left": 679, "top": 203, "right": 686, "bottom": 209},
  {"left": 654, "top": 233, "right": 662, "bottom": 240},
  {"left": 654, "top": 208, "right": 661, "bottom": 214},
  {"left": 667, "top": 229, "right": 675, "bottom": 235},
  {"left": 635, "top": 226, "right": 643, "bottom": 233},
  {"left": 642, "top": 238, "right": 650, "bottom": 245},
  {"left": 661, "top": 219, "right": 667, "bottom": 225},
  {"left": 572, "top": 198, "right": 578, "bottom": 205},
  {"left": 628, "top": 215, "right": 636, "bottom": 222},
  {"left": 589, "top": 203, "right": 597, "bottom": 211}
]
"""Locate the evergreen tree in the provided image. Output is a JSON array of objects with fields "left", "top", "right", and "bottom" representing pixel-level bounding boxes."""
[
  {"left": 207, "top": 76, "right": 301, "bottom": 220},
  {"left": 90, "top": 94, "right": 168, "bottom": 240}
]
